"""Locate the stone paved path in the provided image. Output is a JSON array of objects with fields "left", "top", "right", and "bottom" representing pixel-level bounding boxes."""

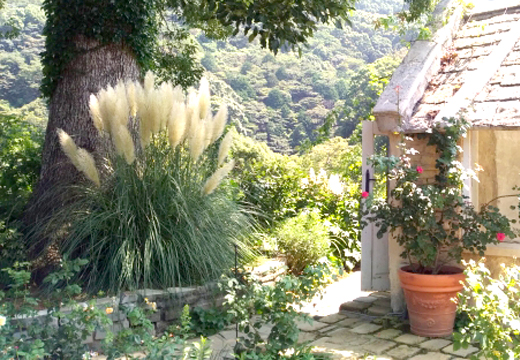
[{"left": 208, "top": 271, "right": 478, "bottom": 359}]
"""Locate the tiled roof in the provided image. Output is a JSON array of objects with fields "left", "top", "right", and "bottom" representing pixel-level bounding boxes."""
[
  {"left": 411, "top": 10, "right": 520, "bottom": 131},
  {"left": 373, "top": 1, "right": 520, "bottom": 133}
]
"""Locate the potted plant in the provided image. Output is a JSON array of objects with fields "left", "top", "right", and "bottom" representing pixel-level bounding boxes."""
[{"left": 364, "top": 117, "right": 514, "bottom": 337}]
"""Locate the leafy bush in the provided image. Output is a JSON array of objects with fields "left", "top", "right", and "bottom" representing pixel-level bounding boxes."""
[
  {"left": 232, "top": 135, "right": 362, "bottom": 268},
  {"left": 33, "top": 74, "right": 252, "bottom": 293},
  {"left": 223, "top": 264, "right": 336, "bottom": 359},
  {"left": 454, "top": 260, "right": 520, "bottom": 359},
  {"left": 0, "top": 113, "right": 43, "bottom": 221},
  {"left": 275, "top": 211, "right": 331, "bottom": 274},
  {"left": 0, "top": 222, "right": 26, "bottom": 285}
]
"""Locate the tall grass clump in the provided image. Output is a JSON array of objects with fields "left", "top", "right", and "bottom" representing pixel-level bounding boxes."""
[{"left": 35, "top": 73, "right": 251, "bottom": 293}]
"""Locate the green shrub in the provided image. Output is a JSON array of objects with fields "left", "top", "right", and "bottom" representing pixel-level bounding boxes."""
[
  {"left": 0, "top": 113, "right": 43, "bottom": 221},
  {"left": 275, "top": 211, "right": 330, "bottom": 274},
  {"left": 0, "top": 222, "right": 26, "bottom": 285}
]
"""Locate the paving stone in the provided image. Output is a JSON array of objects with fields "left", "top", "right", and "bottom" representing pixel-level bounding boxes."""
[
  {"left": 298, "top": 331, "right": 319, "bottom": 343},
  {"left": 386, "top": 344, "right": 421, "bottom": 359},
  {"left": 318, "top": 324, "right": 339, "bottom": 333},
  {"left": 369, "top": 292, "right": 391, "bottom": 299},
  {"left": 335, "top": 317, "right": 364, "bottom": 328},
  {"left": 350, "top": 323, "right": 383, "bottom": 334},
  {"left": 324, "top": 328, "right": 374, "bottom": 348},
  {"left": 441, "top": 343, "right": 478, "bottom": 357},
  {"left": 373, "top": 298, "right": 391, "bottom": 307},
  {"left": 408, "top": 352, "right": 452, "bottom": 360},
  {"left": 367, "top": 305, "right": 392, "bottom": 316},
  {"left": 375, "top": 328, "right": 403, "bottom": 339},
  {"left": 353, "top": 296, "right": 378, "bottom": 304},
  {"left": 340, "top": 301, "right": 371, "bottom": 312},
  {"left": 419, "top": 338, "right": 452, "bottom": 351},
  {"left": 296, "top": 319, "right": 329, "bottom": 332},
  {"left": 359, "top": 338, "right": 398, "bottom": 355},
  {"left": 318, "top": 313, "right": 348, "bottom": 324},
  {"left": 394, "top": 333, "right": 427, "bottom": 345}
]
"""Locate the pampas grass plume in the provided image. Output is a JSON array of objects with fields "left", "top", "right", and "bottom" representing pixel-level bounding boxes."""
[
  {"left": 76, "top": 148, "right": 101, "bottom": 186},
  {"left": 189, "top": 117, "right": 206, "bottom": 161},
  {"left": 148, "top": 89, "right": 162, "bottom": 134},
  {"left": 211, "top": 104, "right": 228, "bottom": 143},
  {"left": 144, "top": 71, "right": 155, "bottom": 94},
  {"left": 113, "top": 125, "right": 136, "bottom": 164},
  {"left": 203, "top": 160, "right": 235, "bottom": 195},
  {"left": 89, "top": 94, "right": 104, "bottom": 132},
  {"left": 126, "top": 81, "right": 138, "bottom": 117},
  {"left": 218, "top": 131, "right": 233, "bottom": 166},
  {"left": 168, "top": 101, "right": 187, "bottom": 148},
  {"left": 57, "top": 129, "right": 80, "bottom": 168},
  {"left": 159, "top": 82, "right": 174, "bottom": 131},
  {"left": 198, "top": 77, "right": 211, "bottom": 120}
]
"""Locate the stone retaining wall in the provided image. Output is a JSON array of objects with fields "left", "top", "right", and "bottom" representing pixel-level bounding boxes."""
[{"left": 13, "top": 259, "right": 287, "bottom": 350}]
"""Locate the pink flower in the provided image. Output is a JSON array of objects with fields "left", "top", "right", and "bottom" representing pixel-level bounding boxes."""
[
  {"left": 497, "top": 233, "right": 506, "bottom": 242},
  {"left": 416, "top": 166, "right": 424, "bottom": 174},
  {"left": 361, "top": 191, "right": 369, "bottom": 199},
  {"left": 394, "top": 85, "right": 401, "bottom": 93}
]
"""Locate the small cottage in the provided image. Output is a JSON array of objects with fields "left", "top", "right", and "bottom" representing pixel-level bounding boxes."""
[{"left": 362, "top": 0, "right": 520, "bottom": 311}]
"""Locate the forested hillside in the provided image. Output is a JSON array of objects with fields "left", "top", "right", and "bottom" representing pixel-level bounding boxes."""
[{"left": 0, "top": 0, "right": 406, "bottom": 152}]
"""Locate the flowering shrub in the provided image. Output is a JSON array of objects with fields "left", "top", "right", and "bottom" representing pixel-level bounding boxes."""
[
  {"left": 364, "top": 118, "right": 513, "bottom": 274},
  {"left": 33, "top": 73, "right": 253, "bottom": 293},
  {"left": 454, "top": 260, "right": 520, "bottom": 359}
]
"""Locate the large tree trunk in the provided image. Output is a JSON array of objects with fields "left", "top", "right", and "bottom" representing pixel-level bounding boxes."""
[{"left": 25, "top": 36, "right": 140, "bottom": 259}]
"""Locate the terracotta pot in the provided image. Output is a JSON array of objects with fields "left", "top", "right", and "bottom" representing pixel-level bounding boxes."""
[{"left": 398, "top": 266, "right": 465, "bottom": 337}]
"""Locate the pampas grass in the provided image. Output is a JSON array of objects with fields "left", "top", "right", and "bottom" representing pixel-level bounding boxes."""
[
  {"left": 57, "top": 129, "right": 80, "bottom": 168},
  {"left": 47, "top": 73, "right": 249, "bottom": 293},
  {"left": 168, "top": 101, "right": 187, "bottom": 148},
  {"left": 89, "top": 95, "right": 104, "bottom": 132},
  {"left": 211, "top": 105, "right": 228, "bottom": 143},
  {"left": 57, "top": 129, "right": 100, "bottom": 186},
  {"left": 76, "top": 148, "right": 100, "bottom": 187},
  {"left": 203, "top": 160, "right": 235, "bottom": 195},
  {"left": 218, "top": 131, "right": 233, "bottom": 166}
]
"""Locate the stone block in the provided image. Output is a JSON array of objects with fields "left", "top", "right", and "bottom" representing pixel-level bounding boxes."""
[
  {"left": 441, "top": 343, "right": 478, "bottom": 357},
  {"left": 318, "top": 313, "right": 347, "bottom": 324},
  {"left": 339, "top": 301, "right": 371, "bottom": 312},
  {"left": 353, "top": 296, "right": 378, "bottom": 304},
  {"left": 375, "top": 328, "right": 403, "bottom": 339},
  {"left": 359, "top": 338, "right": 398, "bottom": 355},
  {"left": 95, "top": 320, "right": 129, "bottom": 340},
  {"left": 369, "top": 292, "right": 391, "bottom": 299},
  {"left": 394, "top": 333, "right": 427, "bottom": 345},
  {"left": 419, "top": 338, "right": 452, "bottom": 351},
  {"left": 120, "top": 292, "right": 138, "bottom": 304},
  {"left": 409, "top": 352, "right": 451, "bottom": 360},
  {"left": 155, "top": 321, "right": 169, "bottom": 334},
  {"left": 373, "top": 298, "right": 391, "bottom": 307},
  {"left": 318, "top": 324, "right": 338, "bottom": 334},
  {"left": 350, "top": 323, "right": 382, "bottom": 335},
  {"left": 335, "top": 317, "right": 364, "bottom": 328},
  {"left": 296, "top": 319, "right": 329, "bottom": 332},
  {"left": 147, "top": 311, "right": 162, "bottom": 323},
  {"left": 386, "top": 345, "right": 421, "bottom": 359},
  {"left": 367, "top": 305, "right": 391, "bottom": 316}
]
